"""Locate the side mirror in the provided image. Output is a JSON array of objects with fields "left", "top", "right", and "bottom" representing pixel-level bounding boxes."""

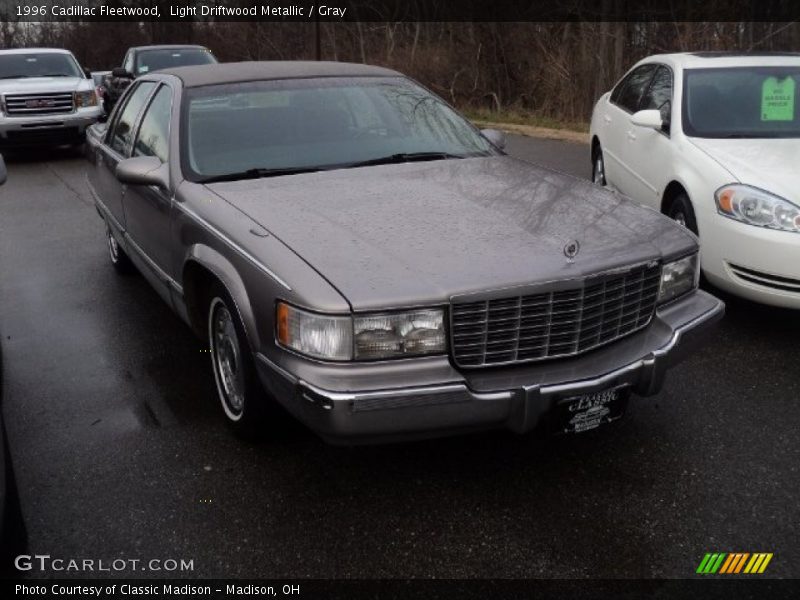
[
  {"left": 0, "top": 155, "right": 7, "bottom": 185},
  {"left": 83, "top": 67, "right": 92, "bottom": 79},
  {"left": 481, "top": 128, "right": 506, "bottom": 150},
  {"left": 112, "top": 67, "right": 132, "bottom": 79},
  {"left": 116, "top": 156, "right": 168, "bottom": 188},
  {"left": 630, "top": 109, "right": 663, "bottom": 130}
]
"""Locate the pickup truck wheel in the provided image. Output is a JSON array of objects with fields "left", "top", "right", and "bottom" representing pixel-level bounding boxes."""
[
  {"left": 207, "top": 288, "right": 267, "bottom": 439},
  {"left": 106, "top": 227, "right": 134, "bottom": 274},
  {"left": 592, "top": 147, "right": 606, "bottom": 186},
  {"left": 667, "top": 193, "right": 698, "bottom": 236}
]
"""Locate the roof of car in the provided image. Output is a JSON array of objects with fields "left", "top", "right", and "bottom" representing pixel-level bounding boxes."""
[
  {"left": 0, "top": 48, "right": 74, "bottom": 55},
  {"left": 157, "top": 61, "right": 402, "bottom": 87},
  {"left": 642, "top": 51, "right": 800, "bottom": 69}
]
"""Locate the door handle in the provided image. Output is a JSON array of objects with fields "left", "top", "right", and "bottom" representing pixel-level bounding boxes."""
[
  {"left": 627, "top": 131, "right": 637, "bottom": 141},
  {"left": 603, "top": 115, "right": 612, "bottom": 123}
]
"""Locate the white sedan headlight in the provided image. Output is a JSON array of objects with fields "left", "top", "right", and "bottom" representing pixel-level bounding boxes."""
[
  {"left": 658, "top": 254, "right": 699, "bottom": 304},
  {"left": 277, "top": 303, "right": 446, "bottom": 361},
  {"left": 715, "top": 184, "right": 800, "bottom": 233}
]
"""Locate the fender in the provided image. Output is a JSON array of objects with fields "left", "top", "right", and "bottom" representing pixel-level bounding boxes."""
[{"left": 181, "top": 244, "right": 262, "bottom": 352}]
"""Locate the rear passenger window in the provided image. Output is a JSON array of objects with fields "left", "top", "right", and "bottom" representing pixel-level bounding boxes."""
[
  {"left": 133, "top": 86, "right": 171, "bottom": 162},
  {"left": 109, "top": 82, "right": 156, "bottom": 155},
  {"left": 613, "top": 65, "right": 657, "bottom": 113}
]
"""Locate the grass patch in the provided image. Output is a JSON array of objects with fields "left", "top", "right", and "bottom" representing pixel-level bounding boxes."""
[{"left": 463, "top": 108, "right": 589, "bottom": 133}]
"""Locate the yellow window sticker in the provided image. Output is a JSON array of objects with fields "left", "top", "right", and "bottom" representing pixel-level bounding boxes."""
[{"left": 761, "top": 76, "right": 795, "bottom": 121}]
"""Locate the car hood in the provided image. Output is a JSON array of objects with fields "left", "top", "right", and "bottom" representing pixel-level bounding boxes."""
[
  {"left": 689, "top": 137, "right": 800, "bottom": 204},
  {"left": 0, "top": 76, "right": 89, "bottom": 94},
  {"left": 207, "top": 157, "right": 695, "bottom": 310}
]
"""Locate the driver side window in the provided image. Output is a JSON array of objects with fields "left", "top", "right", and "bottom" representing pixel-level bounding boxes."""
[
  {"left": 612, "top": 64, "right": 658, "bottom": 113},
  {"left": 133, "top": 86, "right": 172, "bottom": 163},
  {"left": 108, "top": 81, "right": 156, "bottom": 156},
  {"left": 640, "top": 66, "right": 673, "bottom": 133}
]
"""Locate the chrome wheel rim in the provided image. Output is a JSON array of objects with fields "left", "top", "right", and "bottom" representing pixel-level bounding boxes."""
[
  {"left": 107, "top": 230, "right": 120, "bottom": 263},
  {"left": 593, "top": 156, "right": 605, "bottom": 185},
  {"left": 673, "top": 211, "right": 687, "bottom": 228},
  {"left": 209, "top": 298, "right": 245, "bottom": 420}
]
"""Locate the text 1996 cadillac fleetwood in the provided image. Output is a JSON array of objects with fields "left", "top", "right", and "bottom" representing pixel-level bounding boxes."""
[{"left": 86, "top": 61, "right": 724, "bottom": 443}]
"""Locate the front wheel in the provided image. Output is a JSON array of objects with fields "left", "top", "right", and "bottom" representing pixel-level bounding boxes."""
[
  {"left": 207, "top": 286, "right": 268, "bottom": 439},
  {"left": 106, "top": 226, "right": 134, "bottom": 274},
  {"left": 592, "top": 147, "right": 607, "bottom": 186},
  {"left": 666, "top": 193, "right": 699, "bottom": 236}
]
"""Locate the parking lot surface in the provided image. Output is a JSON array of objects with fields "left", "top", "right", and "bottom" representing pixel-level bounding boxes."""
[{"left": 0, "top": 135, "right": 798, "bottom": 578}]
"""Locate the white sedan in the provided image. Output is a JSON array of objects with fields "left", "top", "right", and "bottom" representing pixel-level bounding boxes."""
[{"left": 590, "top": 52, "right": 800, "bottom": 308}]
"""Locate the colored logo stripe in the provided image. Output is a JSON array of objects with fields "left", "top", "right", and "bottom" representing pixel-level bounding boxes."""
[
  {"left": 697, "top": 552, "right": 773, "bottom": 574},
  {"left": 697, "top": 553, "right": 726, "bottom": 574},
  {"left": 744, "top": 553, "right": 773, "bottom": 574}
]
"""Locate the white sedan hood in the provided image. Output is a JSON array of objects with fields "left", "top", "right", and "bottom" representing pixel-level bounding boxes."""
[{"left": 690, "top": 137, "right": 800, "bottom": 205}]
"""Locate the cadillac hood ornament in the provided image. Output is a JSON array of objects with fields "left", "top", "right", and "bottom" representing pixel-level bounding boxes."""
[{"left": 564, "top": 240, "right": 581, "bottom": 261}]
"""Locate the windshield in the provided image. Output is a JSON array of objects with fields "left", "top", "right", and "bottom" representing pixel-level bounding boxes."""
[
  {"left": 683, "top": 66, "right": 800, "bottom": 138},
  {"left": 182, "top": 77, "right": 497, "bottom": 182},
  {"left": 135, "top": 48, "right": 216, "bottom": 75},
  {"left": 0, "top": 52, "right": 83, "bottom": 79}
]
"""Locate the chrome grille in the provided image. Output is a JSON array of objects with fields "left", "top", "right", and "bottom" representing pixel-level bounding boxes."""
[
  {"left": 451, "top": 262, "right": 662, "bottom": 367},
  {"left": 3, "top": 93, "right": 74, "bottom": 116}
]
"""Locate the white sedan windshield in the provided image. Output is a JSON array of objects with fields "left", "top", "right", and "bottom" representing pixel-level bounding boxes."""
[{"left": 683, "top": 66, "right": 800, "bottom": 138}]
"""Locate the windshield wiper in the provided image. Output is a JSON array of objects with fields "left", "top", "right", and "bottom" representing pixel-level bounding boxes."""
[
  {"left": 0, "top": 75, "right": 30, "bottom": 79},
  {"left": 198, "top": 166, "right": 322, "bottom": 184},
  {"left": 346, "top": 152, "right": 467, "bottom": 168}
]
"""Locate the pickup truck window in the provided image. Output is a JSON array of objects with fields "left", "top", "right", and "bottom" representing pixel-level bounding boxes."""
[
  {"left": 110, "top": 81, "right": 156, "bottom": 155},
  {"left": 133, "top": 86, "right": 171, "bottom": 162},
  {"left": 182, "top": 76, "right": 496, "bottom": 181},
  {"left": 0, "top": 52, "right": 83, "bottom": 79}
]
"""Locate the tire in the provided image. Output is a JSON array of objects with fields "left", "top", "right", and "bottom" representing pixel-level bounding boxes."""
[
  {"left": 666, "top": 193, "right": 699, "bottom": 236},
  {"left": 207, "top": 283, "right": 269, "bottom": 439},
  {"left": 592, "top": 146, "right": 606, "bottom": 186},
  {"left": 106, "top": 226, "right": 134, "bottom": 274}
]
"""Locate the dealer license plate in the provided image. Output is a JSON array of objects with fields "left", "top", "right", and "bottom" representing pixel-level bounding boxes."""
[{"left": 552, "top": 385, "right": 629, "bottom": 434}]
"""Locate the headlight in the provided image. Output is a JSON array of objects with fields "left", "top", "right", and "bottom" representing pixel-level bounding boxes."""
[
  {"left": 276, "top": 303, "right": 446, "bottom": 361},
  {"left": 276, "top": 303, "right": 352, "bottom": 361},
  {"left": 75, "top": 90, "right": 98, "bottom": 108},
  {"left": 658, "top": 254, "right": 699, "bottom": 304},
  {"left": 354, "top": 309, "right": 445, "bottom": 359},
  {"left": 715, "top": 184, "right": 800, "bottom": 233}
]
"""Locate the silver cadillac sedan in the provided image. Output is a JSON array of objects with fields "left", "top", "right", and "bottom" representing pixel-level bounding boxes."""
[{"left": 85, "top": 62, "right": 724, "bottom": 443}]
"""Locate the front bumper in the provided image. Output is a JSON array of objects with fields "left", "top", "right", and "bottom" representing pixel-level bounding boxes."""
[
  {"left": 255, "top": 289, "right": 724, "bottom": 444},
  {"left": 0, "top": 109, "right": 101, "bottom": 146},
  {"left": 701, "top": 215, "right": 800, "bottom": 308}
]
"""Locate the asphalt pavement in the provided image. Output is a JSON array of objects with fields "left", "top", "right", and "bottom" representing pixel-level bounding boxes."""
[{"left": 0, "top": 135, "right": 798, "bottom": 579}]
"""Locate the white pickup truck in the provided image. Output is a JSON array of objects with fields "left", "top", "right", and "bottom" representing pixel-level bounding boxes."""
[{"left": 0, "top": 48, "right": 102, "bottom": 148}]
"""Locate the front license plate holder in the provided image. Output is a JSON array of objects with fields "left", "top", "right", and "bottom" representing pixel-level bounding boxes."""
[{"left": 551, "top": 384, "right": 630, "bottom": 434}]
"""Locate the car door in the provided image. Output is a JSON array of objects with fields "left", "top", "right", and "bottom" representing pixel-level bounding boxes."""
[
  {"left": 94, "top": 81, "right": 157, "bottom": 230},
  {"left": 600, "top": 64, "right": 658, "bottom": 197},
  {"left": 618, "top": 65, "right": 675, "bottom": 208},
  {"left": 121, "top": 84, "right": 176, "bottom": 292}
]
